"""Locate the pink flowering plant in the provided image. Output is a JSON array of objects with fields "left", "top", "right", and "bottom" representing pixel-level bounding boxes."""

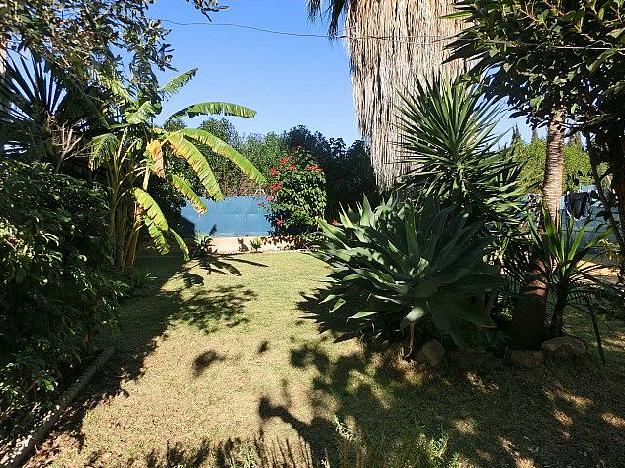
[{"left": 265, "top": 148, "right": 327, "bottom": 235}]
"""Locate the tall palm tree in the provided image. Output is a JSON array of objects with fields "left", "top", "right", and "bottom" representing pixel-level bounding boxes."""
[{"left": 308, "top": 0, "right": 466, "bottom": 188}]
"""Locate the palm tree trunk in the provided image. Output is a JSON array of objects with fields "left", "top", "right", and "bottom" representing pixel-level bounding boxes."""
[
  {"left": 542, "top": 109, "right": 566, "bottom": 220},
  {"left": 609, "top": 136, "right": 625, "bottom": 280},
  {"left": 346, "top": 0, "right": 466, "bottom": 189},
  {"left": 512, "top": 110, "right": 566, "bottom": 348}
]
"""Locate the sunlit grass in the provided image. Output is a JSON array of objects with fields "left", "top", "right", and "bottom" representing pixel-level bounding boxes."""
[{"left": 30, "top": 252, "right": 625, "bottom": 468}]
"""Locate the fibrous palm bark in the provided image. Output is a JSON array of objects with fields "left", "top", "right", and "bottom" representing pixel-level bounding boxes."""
[{"left": 310, "top": 0, "right": 466, "bottom": 188}]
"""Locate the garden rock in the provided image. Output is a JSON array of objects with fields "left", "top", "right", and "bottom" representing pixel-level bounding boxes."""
[
  {"left": 509, "top": 350, "right": 544, "bottom": 369},
  {"left": 447, "top": 350, "right": 503, "bottom": 370},
  {"left": 541, "top": 336, "right": 586, "bottom": 360},
  {"left": 414, "top": 340, "right": 445, "bottom": 367}
]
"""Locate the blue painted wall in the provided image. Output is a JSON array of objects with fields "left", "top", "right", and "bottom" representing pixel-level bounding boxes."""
[{"left": 180, "top": 196, "right": 272, "bottom": 238}]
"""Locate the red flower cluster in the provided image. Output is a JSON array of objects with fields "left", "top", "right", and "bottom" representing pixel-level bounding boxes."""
[
  {"left": 306, "top": 164, "right": 323, "bottom": 172},
  {"left": 269, "top": 167, "right": 279, "bottom": 176},
  {"left": 287, "top": 164, "right": 297, "bottom": 170},
  {"left": 266, "top": 195, "right": 275, "bottom": 202},
  {"left": 279, "top": 156, "right": 290, "bottom": 166},
  {"left": 276, "top": 218, "right": 285, "bottom": 226},
  {"left": 270, "top": 182, "right": 283, "bottom": 191}
]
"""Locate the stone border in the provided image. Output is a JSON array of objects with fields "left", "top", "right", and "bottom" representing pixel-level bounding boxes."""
[{"left": 1, "top": 348, "right": 114, "bottom": 468}]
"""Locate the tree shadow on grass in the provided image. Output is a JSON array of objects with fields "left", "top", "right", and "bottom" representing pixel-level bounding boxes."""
[
  {"left": 285, "top": 292, "right": 625, "bottom": 467},
  {"left": 79, "top": 436, "right": 317, "bottom": 467},
  {"left": 190, "top": 254, "right": 269, "bottom": 276},
  {"left": 31, "top": 254, "right": 265, "bottom": 461}
]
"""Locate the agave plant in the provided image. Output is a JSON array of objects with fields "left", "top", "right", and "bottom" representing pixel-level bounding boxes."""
[
  {"left": 313, "top": 197, "right": 501, "bottom": 348},
  {"left": 91, "top": 69, "right": 265, "bottom": 270},
  {"left": 398, "top": 77, "right": 530, "bottom": 228}
]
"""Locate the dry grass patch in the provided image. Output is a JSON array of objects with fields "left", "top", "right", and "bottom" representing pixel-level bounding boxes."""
[{"left": 25, "top": 252, "right": 625, "bottom": 468}]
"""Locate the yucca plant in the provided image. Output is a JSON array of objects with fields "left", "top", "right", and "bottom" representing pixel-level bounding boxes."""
[
  {"left": 91, "top": 69, "right": 265, "bottom": 270},
  {"left": 313, "top": 196, "right": 501, "bottom": 348},
  {"left": 524, "top": 209, "right": 619, "bottom": 360},
  {"left": 398, "top": 77, "right": 530, "bottom": 229}
]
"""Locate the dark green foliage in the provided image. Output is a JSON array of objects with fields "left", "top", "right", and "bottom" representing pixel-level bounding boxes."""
[
  {"left": 506, "top": 207, "right": 619, "bottom": 358},
  {"left": 285, "top": 125, "right": 378, "bottom": 219},
  {"left": 448, "top": 0, "right": 625, "bottom": 129},
  {"left": 313, "top": 197, "right": 500, "bottom": 346},
  {"left": 265, "top": 150, "right": 327, "bottom": 236},
  {"left": 0, "top": 160, "right": 125, "bottom": 418},
  {"left": 0, "top": 55, "right": 105, "bottom": 169},
  {"left": 530, "top": 211, "right": 616, "bottom": 343},
  {"left": 0, "top": 0, "right": 224, "bottom": 89},
  {"left": 512, "top": 136, "right": 594, "bottom": 192}
]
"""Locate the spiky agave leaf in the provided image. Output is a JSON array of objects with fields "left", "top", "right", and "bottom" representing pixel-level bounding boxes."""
[
  {"left": 165, "top": 131, "right": 224, "bottom": 200},
  {"left": 181, "top": 128, "right": 266, "bottom": 185},
  {"left": 313, "top": 196, "right": 499, "bottom": 345}
]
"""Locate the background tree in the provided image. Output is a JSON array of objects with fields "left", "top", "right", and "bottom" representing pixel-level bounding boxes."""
[
  {"left": 0, "top": 0, "right": 225, "bottom": 89},
  {"left": 308, "top": 0, "right": 466, "bottom": 188},
  {"left": 284, "top": 125, "right": 378, "bottom": 219},
  {"left": 449, "top": 0, "right": 625, "bottom": 256},
  {"left": 513, "top": 136, "right": 594, "bottom": 193}
]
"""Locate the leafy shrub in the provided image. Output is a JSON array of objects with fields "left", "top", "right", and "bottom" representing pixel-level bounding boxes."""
[
  {"left": 284, "top": 125, "right": 378, "bottom": 219},
  {"left": 250, "top": 238, "right": 262, "bottom": 252},
  {"left": 313, "top": 197, "right": 501, "bottom": 347},
  {"left": 265, "top": 149, "right": 327, "bottom": 236},
  {"left": 0, "top": 160, "right": 125, "bottom": 421}
]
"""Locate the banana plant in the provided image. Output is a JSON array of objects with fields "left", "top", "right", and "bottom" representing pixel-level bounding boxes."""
[
  {"left": 91, "top": 69, "right": 265, "bottom": 270},
  {"left": 313, "top": 196, "right": 501, "bottom": 348}
]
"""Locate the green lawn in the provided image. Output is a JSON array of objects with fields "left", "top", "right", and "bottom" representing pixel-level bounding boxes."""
[{"left": 30, "top": 252, "right": 625, "bottom": 467}]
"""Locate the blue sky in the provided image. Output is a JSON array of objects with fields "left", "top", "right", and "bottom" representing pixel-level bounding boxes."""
[{"left": 150, "top": 0, "right": 530, "bottom": 144}]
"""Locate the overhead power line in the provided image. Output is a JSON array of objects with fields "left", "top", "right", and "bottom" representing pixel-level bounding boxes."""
[{"left": 160, "top": 19, "right": 623, "bottom": 51}]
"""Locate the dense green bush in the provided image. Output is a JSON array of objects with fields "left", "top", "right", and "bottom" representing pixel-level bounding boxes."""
[
  {"left": 313, "top": 197, "right": 500, "bottom": 347},
  {"left": 0, "top": 160, "right": 125, "bottom": 419},
  {"left": 284, "top": 126, "right": 378, "bottom": 219},
  {"left": 265, "top": 149, "right": 327, "bottom": 236},
  {"left": 511, "top": 134, "right": 594, "bottom": 192}
]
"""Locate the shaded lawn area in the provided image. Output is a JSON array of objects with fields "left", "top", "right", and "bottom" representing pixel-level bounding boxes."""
[{"left": 30, "top": 252, "right": 625, "bottom": 467}]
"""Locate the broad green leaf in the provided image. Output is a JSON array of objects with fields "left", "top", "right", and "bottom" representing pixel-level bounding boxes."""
[
  {"left": 168, "top": 173, "right": 207, "bottom": 214},
  {"left": 180, "top": 128, "right": 266, "bottom": 185},
  {"left": 171, "top": 102, "right": 256, "bottom": 119},
  {"left": 159, "top": 69, "right": 198, "bottom": 98},
  {"left": 165, "top": 131, "right": 224, "bottom": 200}
]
